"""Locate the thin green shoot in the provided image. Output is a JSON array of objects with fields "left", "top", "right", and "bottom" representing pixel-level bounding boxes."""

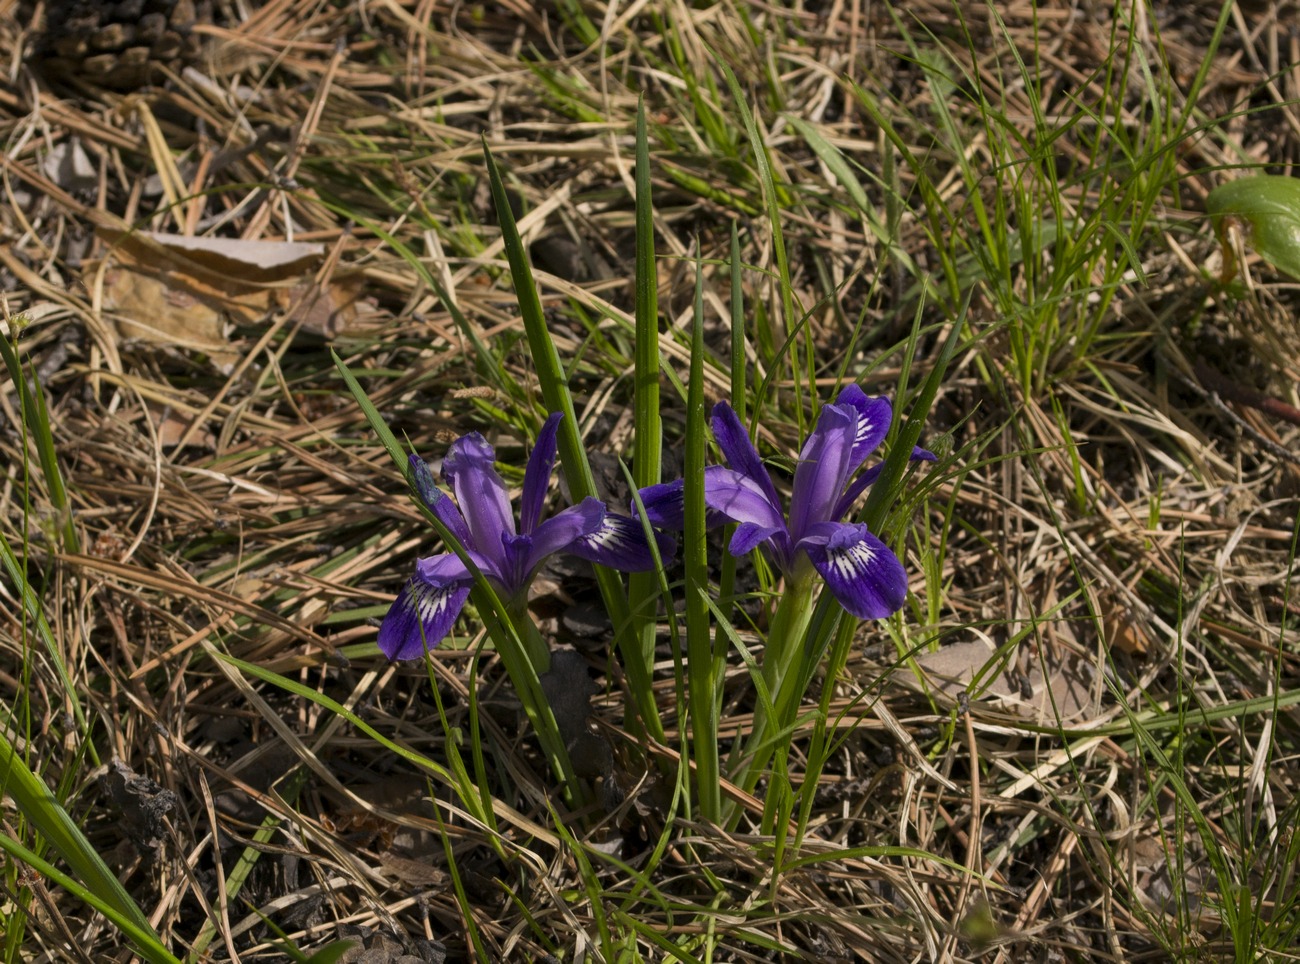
[
  {"left": 481, "top": 140, "right": 663, "bottom": 746},
  {"left": 683, "top": 241, "right": 719, "bottom": 822}
]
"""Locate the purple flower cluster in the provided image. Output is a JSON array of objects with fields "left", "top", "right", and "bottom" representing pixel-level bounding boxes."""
[
  {"left": 380, "top": 388, "right": 930, "bottom": 659},
  {"left": 379, "top": 413, "right": 670, "bottom": 660},
  {"left": 639, "top": 385, "right": 933, "bottom": 619}
]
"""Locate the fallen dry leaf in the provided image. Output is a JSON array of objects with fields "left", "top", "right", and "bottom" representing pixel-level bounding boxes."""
[
  {"left": 912, "top": 637, "right": 1099, "bottom": 724},
  {"left": 90, "top": 229, "right": 363, "bottom": 368},
  {"left": 376, "top": 851, "right": 449, "bottom": 889},
  {"left": 1103, "top": 594, "right": 1152, "bottom": 656},
  {"left": 98, "top": 257, "right": 234, "bottom": 366},
  {"left": 148, "top": 400, "right": 218, "bottom": 449}
]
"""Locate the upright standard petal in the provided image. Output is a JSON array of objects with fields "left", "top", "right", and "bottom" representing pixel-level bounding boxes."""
[
  {"left": 569, "top": 513, "right": 677, "bottom": 571},
  {"left": 798, "top": 522, "right": 907, "bottom": 619},
  {"left": 378, "top": 574, "right": 473, "bottom": 659},
  {"left": 703, "top": 466, "right": 786, "bottom": 531},
  {"left": 711, "top": 402, "right": 783, "bottom": 512},
  {"left": 409, "top": 454, "right": 472, "bottom": 544},
  {"left": 834, "top": 386, "right": 893, "bottom": 471},
  {"left": 520, "top": 413, "right": 563, "bottom": 535},
  {"left": 442, "top": 432, "right": 513, "bottom": 570},
  {"left": 786, "top": 403, "right": 858, "bottom": 540}
]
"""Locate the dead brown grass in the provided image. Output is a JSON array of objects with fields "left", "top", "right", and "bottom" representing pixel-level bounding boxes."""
[{"left": 2, "top": 0, "right": 1299, "bottom": 961}]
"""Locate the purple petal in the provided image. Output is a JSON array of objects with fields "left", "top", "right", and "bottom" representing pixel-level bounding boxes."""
[
  {"left": 519, "top": 497, "right": 606, "bottom": 577},
  {"left": 798, "top": 522, "right": 907, "bottom": 619},
  {"left": 638, "top": 479, "right": 685, "bottom": 529},
  {"left": 833, "top": 446, "right": 938, "bottom": 520},
  {"left": 833, "top": 464, "right": 884, "bottom": 520},
  {"left": 637, "top": 477, "right": 737, "bottom": 532},
  {"left": 409, "top": 454, "right": 472, "bottom": 544},
  {"left": 787, "top": 403, "right": 858, "bottom": 539},
  {"left": 378, "top": 574, "right": 472, "bottom": 659},
  {"left": 834, "top": 386, "right": 893, "bottom": 471},
  {"left": 520, "top": 413, "right": 563, "bottom": 535},
  {"left": 728, "top": 522, "right": 784, "bottom": 557},
  {"left": 569, "top": 512, "right": 677, "bottom": 571},
  {"left": 442, "top": 432, "right": 513, "bottom": 569},
  {"left": 711, "top": 402, "right": 782, "bottom": 511},
  {"left": 704, "top": 466, "right": 786, "bottom": 531},
  {"left": 416, "top": 551, "right": 478, "bottom": 585}
]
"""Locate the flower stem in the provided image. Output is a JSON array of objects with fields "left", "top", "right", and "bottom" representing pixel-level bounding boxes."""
[
  {"left": 510, "top": 599, "right": 552, "bottom": 675},
  {"left": 684, "top": 245, "right": 721, "bottom": 823},
  {"left": 728, "top": 566, "right": 816, "bottom": 818},
  {"left": 486, "top": 599, "right": 588, "bottom": 807}
]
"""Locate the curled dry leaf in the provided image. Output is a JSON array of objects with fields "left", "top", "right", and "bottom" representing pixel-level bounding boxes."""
[
  {"left": 89, "top": 229, "right": 364, "bottom": 369},
  {"left": 95, "top": 247, "right": 235, "bottom": 367},
  {"left": 912, "top": 637, "right": 1099, "bottom": 724}
]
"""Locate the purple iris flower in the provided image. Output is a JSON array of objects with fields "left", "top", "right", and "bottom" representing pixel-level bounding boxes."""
[
  {"left": 640, "top": 385, "right": 934, "bottom": 620},
  {"left": 380, "top": 413, "right": 672, "bottom": 660}
]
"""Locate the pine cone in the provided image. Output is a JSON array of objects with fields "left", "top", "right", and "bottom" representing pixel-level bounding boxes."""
[{"left": 32, "top": 0, "right": 217, "bottom": 88}]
